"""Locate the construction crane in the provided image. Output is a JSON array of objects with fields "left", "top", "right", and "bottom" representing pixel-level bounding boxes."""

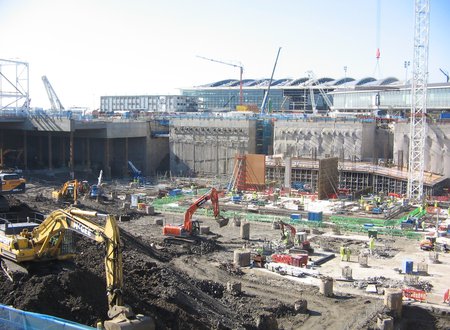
[
  {"left": 306, "top": 71, "right": 333, "bottom": 115},
  {"left": 197, "top": 55, "right": 244, "bottom": 106},
  {"left": 260, "top": 47, "right": 282, "bottom": 115},
  {"left": 439, "top": 68, "right": 449, "bottom": 83},
  {"left": 41, "top": 75, "right": 64, "bottom": 112},
  {"left": 407, "top": 0, "right": 430, "bottom": 202}
]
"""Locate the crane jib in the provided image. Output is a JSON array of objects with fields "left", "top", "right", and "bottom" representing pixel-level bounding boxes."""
[{"left": 66, "top": 217, "right": 95, "bottom": 239}]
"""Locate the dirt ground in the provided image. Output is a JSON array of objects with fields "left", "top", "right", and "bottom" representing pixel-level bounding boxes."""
[{"left": 0, "top": 177, "right": 450, "bottom": 329}]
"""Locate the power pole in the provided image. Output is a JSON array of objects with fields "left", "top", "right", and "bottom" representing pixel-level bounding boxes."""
[{"left": 407, "top": 0, "right": 430, "bottom": 201}]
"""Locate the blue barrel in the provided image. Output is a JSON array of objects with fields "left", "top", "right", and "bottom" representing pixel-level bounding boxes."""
[{"left": 402, "top": 259, "right": 413, "bottom": 274}]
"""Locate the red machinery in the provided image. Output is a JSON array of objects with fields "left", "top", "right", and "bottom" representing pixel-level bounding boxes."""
[
  {"left": 271, "top": 254, "right": 308, "bottom": 267},
  {"left": 163, "top": 188, "right": 228, "bottom": 238},
  {"left": 278, "top": 220, "right": 314, "bottom": 253}
]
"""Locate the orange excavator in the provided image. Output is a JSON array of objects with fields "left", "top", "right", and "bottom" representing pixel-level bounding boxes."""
[{"left": 163, "top": 188, "right": 228, "bottom": 241}]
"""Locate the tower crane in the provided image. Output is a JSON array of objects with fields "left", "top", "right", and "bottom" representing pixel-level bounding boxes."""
[
  {"left": 41, "top": 75, "right": 64, "bottom": 112},
  {"left": 197, "top": 55, "right": 244, "bottom": 106},
  {"left": 407, "top": 0, "right": 430, "bottom": 202}
]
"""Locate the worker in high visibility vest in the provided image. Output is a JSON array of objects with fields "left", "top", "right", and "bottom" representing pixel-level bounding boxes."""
[
  {"left": 340, "top": 246, "right": 346, "bottom": 261},
  {"left": 369, "top": 237, "right": 375, "bottom": 255}
]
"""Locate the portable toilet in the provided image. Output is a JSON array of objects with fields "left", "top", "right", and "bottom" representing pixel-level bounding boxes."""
[{"left": 402, "top": 259, "right": 414, "bottom": 274}]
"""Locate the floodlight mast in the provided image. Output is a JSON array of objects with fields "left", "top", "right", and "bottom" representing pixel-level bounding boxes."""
[{"left": 197, "top": 55, "right": 244, "bottom": 106}]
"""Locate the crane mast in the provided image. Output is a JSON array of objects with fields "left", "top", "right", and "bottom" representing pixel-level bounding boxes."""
[
  {"left": 197, "top": 56, "right": 244, "bottom": 106},
  {"left": 407, "top": 0, "right": 430, "bottom": 202}
]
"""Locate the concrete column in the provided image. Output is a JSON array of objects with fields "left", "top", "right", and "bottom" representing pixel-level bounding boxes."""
[
  {"left": 48, "top": 132, "right": 53, "bottom": 170},
  {"left": 284, "top": 156, "right": 292, "bottom": 190},
  {"left": 69, "top": 132, "right": 74, "bottom": 172},
  {"left": 23, "top": 131, "right": 28, "bottom": 170},
  {"left": 81, "top": 138, "right": 86, "bottom": 167},
  {"left": 86, "top": 138, "right": 91, "bottom": 169},
  {"left": 104, "top": 138, "right": 111, "bottom": 179},
  {"left": 124, "top": 137, "right": 129, "bottom": 177},
  {"left": 216, "top": 134, "right": 219, "bottom": 174},
  {"left": 61, "top": 137, "right": 66, "bottom": 167},
  {"left": 39, "top": 135, "right": 43, "bottom": 165},
  {"left": 0, "top": 130, "right": 3, "bottom": 167}
]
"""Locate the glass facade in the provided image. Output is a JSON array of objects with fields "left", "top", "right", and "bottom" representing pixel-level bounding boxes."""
[
  {"left": 183, "top": 81, "right": 450, "bottom": 114},
  {"left": 332, "top": 85, "right": 450, "bottom": 112},
  {"left": 182, "top": 88, "right": 287, "bottom": 112}
]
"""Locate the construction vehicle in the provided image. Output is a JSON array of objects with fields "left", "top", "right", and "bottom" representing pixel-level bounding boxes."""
[
  {"left": 52, "top": 180, "right": 80, "bottom": 205},
  {"left": 127, "top": 161, "right": 144, "bottom": 185},
  {"left": 163, "top": 188, "right": 229, "bottom": 241},
  {"left": 278, "top": 220, "right": 314, "bottom": 254},
  {"left": 420, "top": 236, "right": 450, "bottom": 252},
  {"left": 0, "top": 207, "right": 154, "bottom": 330},
  {"left": 0, "top": 171, "right": 26, "bottom": 211},
  {"left": 89, "top": 170, "right": 105, "bottom": 200}
]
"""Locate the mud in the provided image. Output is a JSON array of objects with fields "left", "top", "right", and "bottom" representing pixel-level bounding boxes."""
[{"left": 0, "top": 177, "right": 449, "bottom": 329}]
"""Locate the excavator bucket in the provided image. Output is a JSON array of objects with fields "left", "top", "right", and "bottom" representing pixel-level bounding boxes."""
[
  {"left": 103, "top": 316, "right": 154, "bottom": 330},
  {"left": 104, "top": 306, "right": 155, "bottom": 330},
  {"left": 216, "top": 216, "right": 229, "bottom": 227}
]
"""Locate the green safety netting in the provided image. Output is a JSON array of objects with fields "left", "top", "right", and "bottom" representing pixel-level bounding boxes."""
[{"left": 152, "top": 194, "right": 422, "bottom": 239}]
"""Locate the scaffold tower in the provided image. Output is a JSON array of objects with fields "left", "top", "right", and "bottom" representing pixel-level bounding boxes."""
[{"left": 407, "top": 0, "right": 430, "bottom": 201}]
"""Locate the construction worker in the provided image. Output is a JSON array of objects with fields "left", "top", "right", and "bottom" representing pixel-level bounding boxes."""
[
  {"left": 369, "top": 237, "right": 375, "bottom": 255},
  {"left": 346, "top": 247, "right": 351, "bottom": 262},
  {"left": 340, "top": 246, "right": 346, "bottom": 261}
]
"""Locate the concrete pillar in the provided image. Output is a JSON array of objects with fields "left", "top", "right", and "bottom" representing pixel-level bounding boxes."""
[
  {"left": 69, "top": 132, "right": 74, "bottom": 172},
  {"left": 61, "top": 137, "right": 66, "bottom": 167},
  {"left": 124, "top": 137, "right": 129, "bottom": 177},
  {"left": 377, "top": 315, "right": 394, "bottom": 330},
  {"left": 319, "top": 277, "right": 334, "bottom": 297},
  {"left": 0, "top": 130, "right": 3, "bottom": 167},
  {"left": 240, "top": 222, "right": 250, "bottom": 240},
  {"left": 104, "top": 139, "right": 111, "bottom": 179},
  {"left": 48, "top": 132, "right": 53, "bottom": 170},
  {"left": 39, "top": 135, "right": 43, "bottom": 166},
  {"left": 383, "top": 288, "right": 403, "bottom": 318},
  {"left": 81, "top": 138, "right": 86, "bottom": 167},
  {"left": 233, "top": 250, "right": 250, "bottom": 267},
  {"left": 86, "top": 138, "right": 91, "bottom": 169},
  {"left": 23, "top": 131, "right": 28, "bottom": 170},
  {"left": 284, "top": 156, "right": 291, "bottom": 190}
]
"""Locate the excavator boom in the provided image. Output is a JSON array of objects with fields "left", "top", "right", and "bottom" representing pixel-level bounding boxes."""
[
  {"left": 163, "top": 188, "right": 228, "bottom": 238},
  {"left": 0, "top": 207, "right": 154, "bottom": 330}
]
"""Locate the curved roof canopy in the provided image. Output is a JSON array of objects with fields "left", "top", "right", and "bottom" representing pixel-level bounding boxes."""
[{"left": 198, "top": 76, "right": 400, "bottom": 89}]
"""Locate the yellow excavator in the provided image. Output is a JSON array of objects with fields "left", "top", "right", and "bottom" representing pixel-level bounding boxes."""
[
  {"left": 0, "top": 171, "right": 26, "bottom": 211},
  {"left": 0, "top": 207, "right": 154, "bottom": 330},
  {"left": 51, "top": 180, "right": 81, "bottom": 205}
]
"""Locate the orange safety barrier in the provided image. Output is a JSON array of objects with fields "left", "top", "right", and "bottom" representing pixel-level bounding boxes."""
[
  {"left": 403, "top": 288, "right": 427, "bottom": 302},
  {"left": 444, "top": 289, "right": 450, "bottom": 304}
]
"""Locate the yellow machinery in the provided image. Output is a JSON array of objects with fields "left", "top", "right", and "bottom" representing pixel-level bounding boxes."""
[
  {"left": 0, "top": 171, "right": 26, "bottom": 211},
  {"left": 52, "top": 180, "right": 80, "bottom": 204},
  {"left": 0, "top": 207, "right": 154, "bottom": 330}
]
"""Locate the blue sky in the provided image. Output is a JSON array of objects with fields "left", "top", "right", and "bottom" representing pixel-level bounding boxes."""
[{"left": 1, "top": 0, "right": 449, "bottom": 109}]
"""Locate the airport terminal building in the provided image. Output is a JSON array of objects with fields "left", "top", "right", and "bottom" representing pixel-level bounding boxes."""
[{"left": 181, "top": 77, "right": 450, "bottom": 116}]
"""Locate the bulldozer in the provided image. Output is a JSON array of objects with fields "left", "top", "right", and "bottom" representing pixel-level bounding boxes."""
[{"left": 0, "top": 207, "right": 154, "bottom": 330}]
